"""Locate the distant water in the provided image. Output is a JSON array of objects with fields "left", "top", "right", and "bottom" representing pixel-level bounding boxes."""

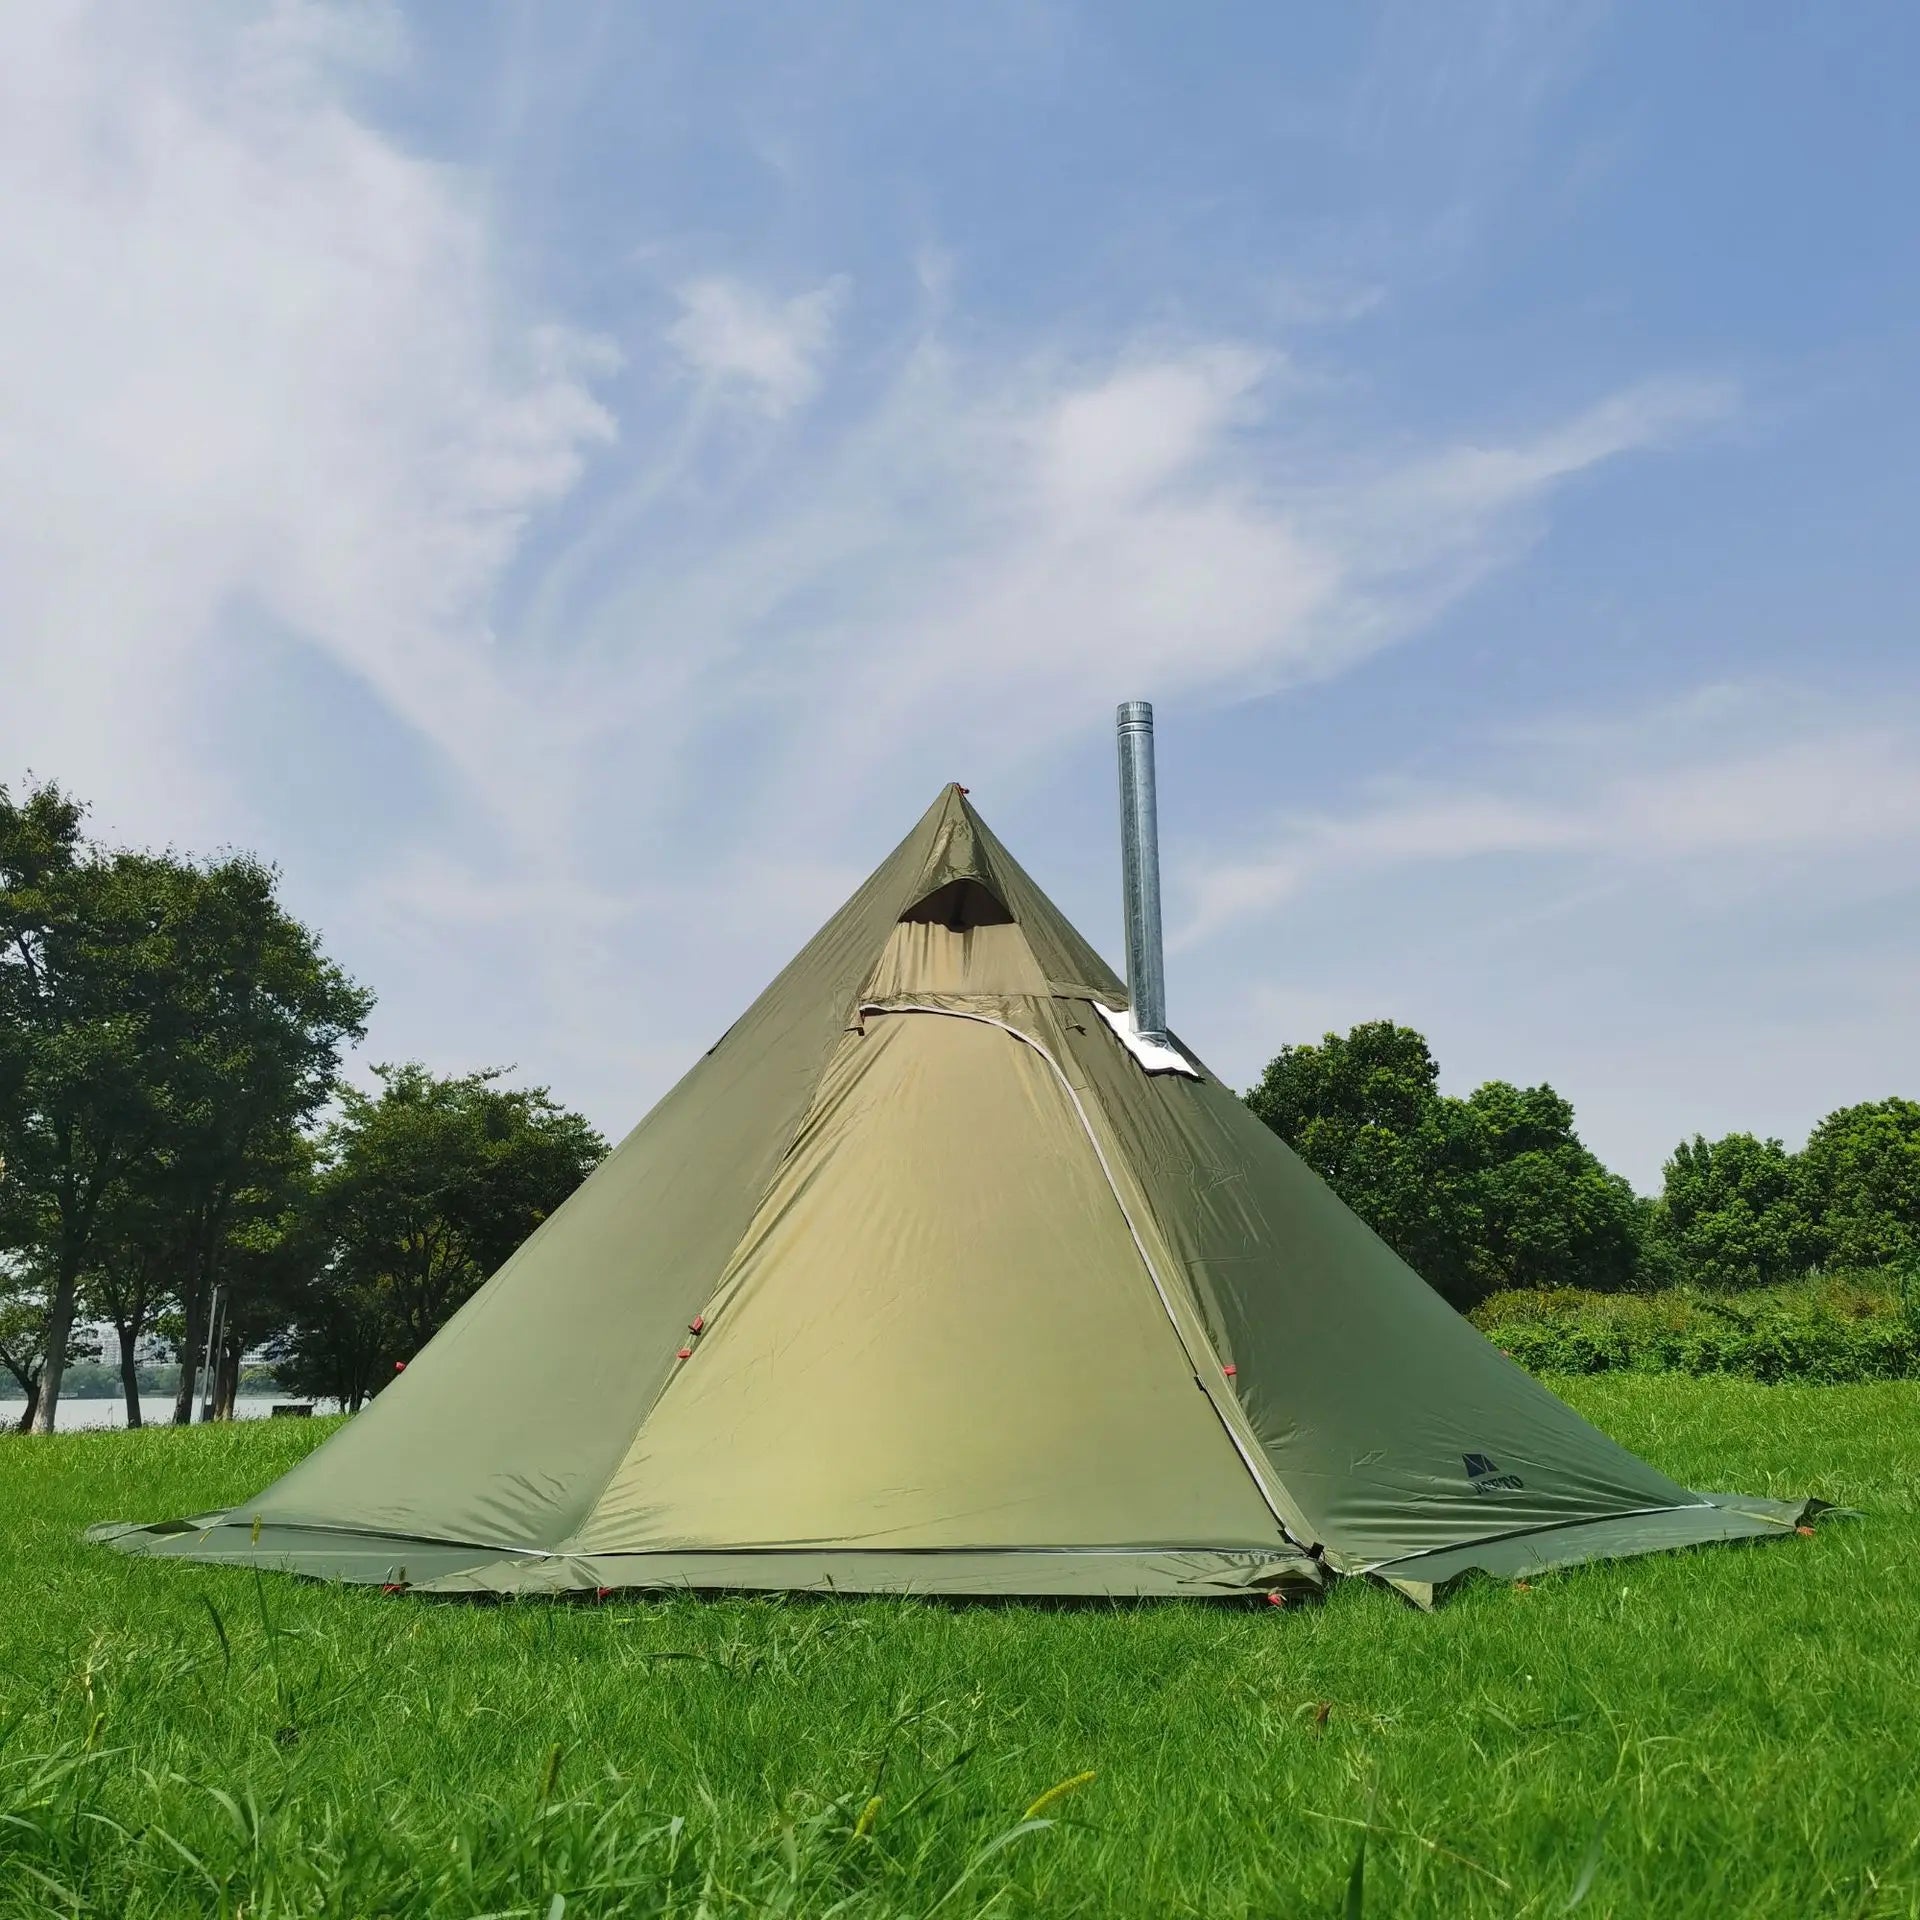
[{"left": 0, "top": 1395, "right": 328, "bottom": 1433}]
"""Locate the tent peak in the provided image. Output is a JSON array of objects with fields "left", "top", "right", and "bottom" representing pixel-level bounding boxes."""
[
  {"left": 881, "top": 786, "right": 1124, "bottom": 998},
  {"left": 905, "top": 789, "right": 1006, "bottom": 926}
]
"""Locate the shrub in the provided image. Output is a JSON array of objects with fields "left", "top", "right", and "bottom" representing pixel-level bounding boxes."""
[{"left": 1471, "top": 1269, "right": 1919, "bottom": 1383}]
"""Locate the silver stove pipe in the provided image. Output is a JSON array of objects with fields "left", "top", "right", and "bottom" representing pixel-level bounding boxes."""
[{"left": 1116, "top": 699, "right": 1168, "bottom": 1043}]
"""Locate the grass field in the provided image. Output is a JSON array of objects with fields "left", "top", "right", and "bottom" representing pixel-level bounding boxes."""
[{"left": 2, "top": 1379, "right": 1916, "bottom": 1918}]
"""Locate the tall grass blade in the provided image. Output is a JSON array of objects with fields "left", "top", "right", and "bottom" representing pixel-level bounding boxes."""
[
  {"left": 149, "top": 1822, "right": 221, "bottom": 1896},
  {"left": 1343, "top": 1824, "right": 1367, "bottom": 1920},
  {"left": 251, "top": 1564, "right": 295, "bottom": 1737},
  {"left": 1560, "top": 1801, "right": 1615, "bottom": 1913},
  {"left": 199, "top": 1595, "right": 230, "bottom": 1674},
  {"left": 13, "top": 1860, "right": 83, "bottom": 1911},
  {"left": 927, "top": 1817, "right": 1055, "bottom": 1913},
  {"left": 1344, "top": 1784, "right": 1378, "bottom": 1919}
]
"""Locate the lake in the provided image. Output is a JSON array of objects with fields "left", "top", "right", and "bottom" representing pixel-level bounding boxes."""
[{"left": 0, "top": 1396, "right": 332, "bottom": 1432}]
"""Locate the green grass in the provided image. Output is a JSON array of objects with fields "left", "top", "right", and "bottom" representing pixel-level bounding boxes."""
[{"left": 2, "top": 1380, "right": 1916, "bottom": 1918}]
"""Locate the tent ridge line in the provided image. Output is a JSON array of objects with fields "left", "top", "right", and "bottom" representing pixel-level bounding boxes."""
[{"left": 855, "top": 1001, "right": 1305, "bottom": 1552}]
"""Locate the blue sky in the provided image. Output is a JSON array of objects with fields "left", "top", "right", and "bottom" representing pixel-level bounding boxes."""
[{"left": 3, "top": 2, "right": 1915, "bottom": 1187}]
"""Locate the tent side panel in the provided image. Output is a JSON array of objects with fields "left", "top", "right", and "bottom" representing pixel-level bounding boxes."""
[
  {"left": 1060, "top": 1021, "right": 1698, "bottom": 1568},
  {"left": 244, "top": 808, "right": 942, "bottom": 1552},
  {"left": 863, "top": 918, "right": 1052, "bottom": 1000},
  {"left": 573, "top": 1011, "right": 1286, "bottom": 1554}
]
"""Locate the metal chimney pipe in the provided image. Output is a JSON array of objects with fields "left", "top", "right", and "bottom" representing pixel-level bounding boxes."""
[{"left": 1116, "top": 699, "right": 1169, "bottom": 1043}]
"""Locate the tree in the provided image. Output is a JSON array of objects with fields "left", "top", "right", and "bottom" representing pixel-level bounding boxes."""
[
  {"left": 1802, "top": 1099, "right": 1920, "bottom": 1272},
  {"left": 274, "top": 1248, "right": 389, "bottom": 1414},
  {"left": 79, "top": 1169, "right": 186, "bottom": 1426},
  {"left": 281, "top": 1064, "right": 604, "bottom": 1404},
  {"left": 152, "top": 856, "right": 370, "bottom": 1424},
  {"left": 1461, "top": 1081, "right": 1642, "bottom": 1297},
  {"left": 1, "top": 784, "right": 192, "bottom": 1432},
  {"left": 202, "top": 1128, "right": 328, "bottom": 1419},
  {"left": 1246, "top": 1022, "right": 1642, "bottom": 1308},
  {"left": 1, "top": 780, "right": 369, "bottom": 1432},
  {"left": 1245, "top": 1022, "right": 1481, "bottom": 1303},
  {"left": 1648, "top": 1132, "right": 1815, "bottom": 1291},
  {"left": 0, "top": 1259, "right": 98, "bottom": 1433}
]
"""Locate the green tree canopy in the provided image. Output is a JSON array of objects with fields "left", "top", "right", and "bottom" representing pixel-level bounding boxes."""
[
  {"left": 281, "top": 1064, "right": 606, "bottom": 1408},
  {"left": 1649, "top": 1131, "right": 1815, "bottom": 1290},
  {"left": 2, "top": 792, "right": 194, "bottom": 1430},
  {"left": 1245, "top": 1021, "right": 1481, "bottom": 1302},
  {"left": 1461, "top": 1080, "right": 1643, "bottom": 1298},
  {"left": 2, "top": 779, "right": 369, "bottom": 1430},
  {"left": 149, "top": 853, "right": 371, "bottom": 1423},
  {"left": 1246, "top": 1023, "right": 1640, "bottom": 1307},
  {"left": 1802, "top": 1098, "right": 1920, "bottom": 1271}
]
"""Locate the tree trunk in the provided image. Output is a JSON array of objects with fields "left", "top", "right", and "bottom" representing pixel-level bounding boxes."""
[
  {"left": 116, "top": 1321, "right": 144, "bottom": 1428},
  {"left": 214, "top": 1338, "right": 239, "bottom": 1420},
  {"left": 172, "top": 1266, "right": 207, "bottom": 1425},
  {"left": 13, "top": 1383, "right": 37, "bottom": 1435},
  {"left": 30, "top": 1255, "right": 81, "bottom": 1435}
]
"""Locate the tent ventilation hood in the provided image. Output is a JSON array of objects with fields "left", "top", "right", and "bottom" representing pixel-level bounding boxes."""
[{"left": 1117, "top": 700, "right": 1169, "bottom": 1045}]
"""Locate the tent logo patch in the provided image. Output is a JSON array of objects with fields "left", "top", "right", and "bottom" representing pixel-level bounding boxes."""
[{"left": 1464, "top": 1452, "right": 1525, "bottom": 1494}]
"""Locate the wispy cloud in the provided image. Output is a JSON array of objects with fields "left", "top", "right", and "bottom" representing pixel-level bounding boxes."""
[
  {"left": 1171, "top": 682, "right": 1920, "bottom": 1185},
  {"left": 0, "top": 4, "right": 1737, "bottom": 899},
  {"left": 0, "top": 1, "right": 616, "bottom": 845},
  {"left": 538, "top": 328, "right": 1735, "bottom": 856},
  {"left": 666, "top": 275, "right": 847, "bottom": 417},
  {"left": 1266, "top": 277, "right": 1388, "bottom": 328},
  {"left": 1178, "top": 685, "right": 1920, "bottom": 948}
]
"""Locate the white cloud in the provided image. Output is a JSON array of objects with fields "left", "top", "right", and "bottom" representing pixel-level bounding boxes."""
[
  {"left": 1031, "top": 348, "right": 1269, "bottom": 515},
  {"left": 1382, "top": 379, "right": 1735, "bottom": 522},
  {"left": 1178, "top": 687, "right": 1920, "bottom": 948},
  {"left": 666, "top": 275, "right": 846, "bottom": 416},
  {"left": 1167, "top": 683, "right": 1920, "bottom": 1186},
  {"left": 0, "top": 1, "right": 616, "bottom": 845},
  {"left": 561, "top": 331, "right": 1736, "bottom": 853},
  {"left": 1266, "top": 277, "right": 1387, "bottom": 328}
]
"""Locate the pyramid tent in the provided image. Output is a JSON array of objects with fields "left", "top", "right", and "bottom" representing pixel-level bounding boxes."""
[{"left": 96, "top": 787, "right": 1817, "bottom": 1605}]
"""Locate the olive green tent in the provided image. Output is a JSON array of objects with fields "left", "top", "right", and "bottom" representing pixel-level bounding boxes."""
[{"left": 94, "top": 786, "right": 1816, "bottom": 1604}]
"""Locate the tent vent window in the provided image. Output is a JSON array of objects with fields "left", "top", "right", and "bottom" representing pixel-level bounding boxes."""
[{"left": 901, "top": 878, "right": 1014, "bottom": 931}]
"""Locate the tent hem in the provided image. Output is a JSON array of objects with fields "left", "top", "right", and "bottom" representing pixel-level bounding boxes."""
[
  {"left": 1360, "top": 1491, "right": 1824, "bottom": 1605},
  {"left": 90, "top": 1520, "right": 1324, "bottom": 1599}
]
